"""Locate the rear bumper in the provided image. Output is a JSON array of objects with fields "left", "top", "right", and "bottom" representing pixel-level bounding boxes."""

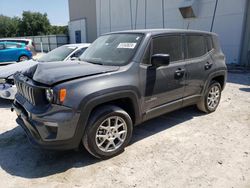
[
  {"left": 0, "top": 84, "right": 16, "bottom": 100},
  {"left": 13, "top": 96, "right": 82, "bottom": 150}
]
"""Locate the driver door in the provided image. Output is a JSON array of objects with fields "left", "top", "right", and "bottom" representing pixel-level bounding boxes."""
[{"left": 140, "top": 35, "right": 186, "bottom": 119}]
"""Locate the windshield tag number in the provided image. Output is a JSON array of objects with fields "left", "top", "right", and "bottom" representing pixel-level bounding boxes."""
[{"left": 117, "top": 43, "right": 137, "bottom": 49}]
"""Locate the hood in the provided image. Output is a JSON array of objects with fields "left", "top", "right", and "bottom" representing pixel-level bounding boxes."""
[
  {"left": 24, "top": 61, "right": 120, "bottom": 86},
  {"left": 0, "top": 60, "right": 37, "bottom": 79}
]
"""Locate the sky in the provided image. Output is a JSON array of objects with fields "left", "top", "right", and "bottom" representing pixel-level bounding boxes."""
[{"left": 0, "top": 0, "right": 69, "bottom": 26}]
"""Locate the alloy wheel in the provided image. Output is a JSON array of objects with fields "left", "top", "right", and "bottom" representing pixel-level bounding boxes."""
[
  {"left": 207, "top": 85, "right": 220, "bottom": 109},
  {"left": 95, "top": 116, "right": 128, "bottom": 152}
]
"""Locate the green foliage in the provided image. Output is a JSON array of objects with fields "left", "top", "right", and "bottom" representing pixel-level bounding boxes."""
[
  {"left": 50, "top": 25, "right": 68, "bottom": 35},
  {"left": 0, "top": 15, "right": 20, "bottom": 37},
  {"left": 18, "top": 11, "right": 51, "bottom": 36},
  {"left": 0, "top": 11, "right": 68, "bottom": 38}
]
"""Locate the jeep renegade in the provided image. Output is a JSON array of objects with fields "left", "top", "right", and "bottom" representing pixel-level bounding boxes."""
[{"left": 13, "top": 29, "right": 227, "bottom": 159}]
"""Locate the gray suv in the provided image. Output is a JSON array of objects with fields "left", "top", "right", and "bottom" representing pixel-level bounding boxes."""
[{"left": 13, "top": 29, "right": 227, "bottom": 159}]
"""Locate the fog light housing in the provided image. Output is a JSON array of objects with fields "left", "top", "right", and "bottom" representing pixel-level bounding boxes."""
[{"left": 45, "top": 88, "right": 54, "bottom": 103}]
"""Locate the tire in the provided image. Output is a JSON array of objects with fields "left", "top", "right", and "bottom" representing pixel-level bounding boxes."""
[
  {"left": 18, "top": 55, "right": 29, "bottom": 62},
  {"left": 197, "top": 81, "right": 222, "bottom": 113},
  {"left": 83, "top": 105, "right": 133, "bottom": 159}
]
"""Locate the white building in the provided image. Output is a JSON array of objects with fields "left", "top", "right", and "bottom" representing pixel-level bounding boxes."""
[{"left": 68, "top": 0, "right": 250, "bottom": 66}]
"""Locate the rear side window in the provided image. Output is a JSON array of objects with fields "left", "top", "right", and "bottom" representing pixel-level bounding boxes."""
[
  {"left": 206, "top": 36, "right": 214, "bottom": 52},
  {"left": 0, "top": 44, "right": 4, "bottom": 50},
  {"left": 186, "top": 35, "right": 206, "bottom": 59},
  {"left": 152, "top": 35, "right": 183, "bottom": 62},
  {"left": 8, "top": 40, "right": 28, "bottom": 45},
  {"left": 6, "top": 43, "right": 18, "bottom": 49}
]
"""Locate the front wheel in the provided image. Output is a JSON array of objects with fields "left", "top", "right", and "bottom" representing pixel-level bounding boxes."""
[
  {"left": 197, "top": 81, "right": 222, "bottom": 113},
  {"left": 83, "top": 105, "right": 133, "bottom": 159}
]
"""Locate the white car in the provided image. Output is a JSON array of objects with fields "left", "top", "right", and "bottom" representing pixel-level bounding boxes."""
[{"left": 0, "top": 43, "right": 91, "bottom": 100}]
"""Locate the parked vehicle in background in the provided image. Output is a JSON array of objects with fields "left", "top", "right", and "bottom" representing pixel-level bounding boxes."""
[
  {"left": 37, "top": 43, "right": 91, "bottom": 62},
  {"left": 0, "top": 42, "right": 32, "bottom": 63},
  {"left": 0, "top": 43, "right": 90, "bottom": 100},
  {"left": 0, "top": 38, "right": 36, "bottom": 55},
  {"left": 13, "top": 29, "right": 227, "bottom": 159}
]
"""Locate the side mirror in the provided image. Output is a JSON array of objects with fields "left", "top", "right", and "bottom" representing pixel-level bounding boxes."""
[
  {"left": 70, "top": 57, "right": 79, "bottom": 61},
  {"left": 151, "top": 54, "right": 170, "bottom": 67}
]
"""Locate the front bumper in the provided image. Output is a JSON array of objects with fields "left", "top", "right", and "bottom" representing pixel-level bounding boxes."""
[
  {"left": 13, "top": 94, "right": 81, "bottom": 150},
  {"left": 0, "top": 84, "right": 17, "bottom": 100}
]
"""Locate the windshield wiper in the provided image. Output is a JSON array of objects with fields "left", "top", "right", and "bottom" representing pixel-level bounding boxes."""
[{"left": 81, "top": 59, "right": 103, "bottom": 65}]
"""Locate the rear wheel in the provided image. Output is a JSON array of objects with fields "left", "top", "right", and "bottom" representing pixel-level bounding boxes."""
[
  {"left": 18, "top": 55, "right": 29, "bottom": 62},
  {"left": 197, "top": 81, "right": 222, "bottom": 113},
  {"left": 83, "top": 105, "right": 133, "bottom": 159}
]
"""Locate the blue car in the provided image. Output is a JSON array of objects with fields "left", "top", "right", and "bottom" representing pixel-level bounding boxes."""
[{"left": 0, "top": 41, "right": 32, "bottom": 63}]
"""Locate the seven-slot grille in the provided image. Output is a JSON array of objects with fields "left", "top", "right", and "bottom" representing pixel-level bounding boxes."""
[
  {"left": 15, "top": 78, "right": 47, "bottom": 106},
  {"left": 16, "top": 81, "right": 35, "bottom": 105}
]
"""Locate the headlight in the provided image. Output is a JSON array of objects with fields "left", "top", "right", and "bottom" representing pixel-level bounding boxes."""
[
  {"left": 0, "top": 78, "right": 6, "bottom": 84},
  {"left": 45, "top": 88, "right": 54, "bottom": 103}
]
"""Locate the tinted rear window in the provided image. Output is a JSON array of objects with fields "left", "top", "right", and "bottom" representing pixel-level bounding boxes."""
[{"left": 186, "top": 35, "right": 206, "bottom": 59}]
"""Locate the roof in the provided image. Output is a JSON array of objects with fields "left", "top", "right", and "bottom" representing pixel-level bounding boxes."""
[
  {"left": 107, "top": 29, "right": 216, "bottom": 36},
  {"left": 0, "top": 41, "right": 25, "bottom": 45},
  {"left": 64, "top": 43, "right": 91, "bottom": 48},
  {"left": 0, "top": 38, "right": 32, "bottom": 41}
]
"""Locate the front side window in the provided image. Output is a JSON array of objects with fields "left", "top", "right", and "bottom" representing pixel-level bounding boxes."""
[
  {"left": 80, "top": 33, "right": 144, "bottom": 66},
  {"left": 141, "top": 42, "right": 151, "bottom": 64},
  {"left": 152, "top": 35, "right": 183, "bottom": 62},
  {"left": 71, "top": 47, "right": 87, "bottom": 58},
  {"left": 186, "top": 35, "right": 206, "bottom": 59}
]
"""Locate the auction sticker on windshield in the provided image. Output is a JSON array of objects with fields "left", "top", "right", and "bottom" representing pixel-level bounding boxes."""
[{"left": 117, "top": 43, "right": 137, "bottom": 49}]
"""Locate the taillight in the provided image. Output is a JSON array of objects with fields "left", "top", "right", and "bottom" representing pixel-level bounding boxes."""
[{"left": 26, "top": 46, "right": 31, "bottom": 51}]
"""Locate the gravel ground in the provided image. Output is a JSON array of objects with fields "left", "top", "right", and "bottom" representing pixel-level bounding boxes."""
[{"left": 0, "top": 72, "right": 249, "bottom": 188}]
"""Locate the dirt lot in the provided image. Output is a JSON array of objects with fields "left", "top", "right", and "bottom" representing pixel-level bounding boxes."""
[{"left": 0, "top": 72, "right": 249, "bottom": 188}]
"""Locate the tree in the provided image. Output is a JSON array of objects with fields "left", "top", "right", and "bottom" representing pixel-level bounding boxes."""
[
  {"left": 50, "top": 25, "right": 68, "bottom": 35},
  {"left": 18, "top": 11, "right": 51, "bottom": 36},
  {"left": 0, "top": 11, "right": 68, "bottom": 38},
  {"left": 0, "top": 15, "right": 20, "bottom": 37}
]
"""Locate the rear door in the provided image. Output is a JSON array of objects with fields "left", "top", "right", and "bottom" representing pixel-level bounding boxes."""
[{"left": 183, "top": 34, "right": 214, "bottom": 98}]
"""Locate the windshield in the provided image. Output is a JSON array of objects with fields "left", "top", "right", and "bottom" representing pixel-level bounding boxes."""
[
  {"left": 80, "top": 33, "right": 144, "bottom": 66},
  {"left": 38, "top": 46, "right": 77, "bottom": 62}
]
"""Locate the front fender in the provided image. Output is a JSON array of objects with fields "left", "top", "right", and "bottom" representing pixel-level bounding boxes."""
[{"left": 71, "top": 88, "right": 142, "bottom": 147}]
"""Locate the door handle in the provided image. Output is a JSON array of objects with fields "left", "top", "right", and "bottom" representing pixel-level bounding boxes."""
[
  {"left": 175, "top": 68, "right": 185, "bottom": 79},
  {"left": 205, "top": 62, "right": 213, "bottom": 70}
]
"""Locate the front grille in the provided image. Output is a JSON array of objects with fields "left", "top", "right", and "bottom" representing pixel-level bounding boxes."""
[
  {"left": 14, "top": 74, "right": 47, "bottom": 106},
  {"left": 16, "top": 81, "right": 35, "bottom": 104}
]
